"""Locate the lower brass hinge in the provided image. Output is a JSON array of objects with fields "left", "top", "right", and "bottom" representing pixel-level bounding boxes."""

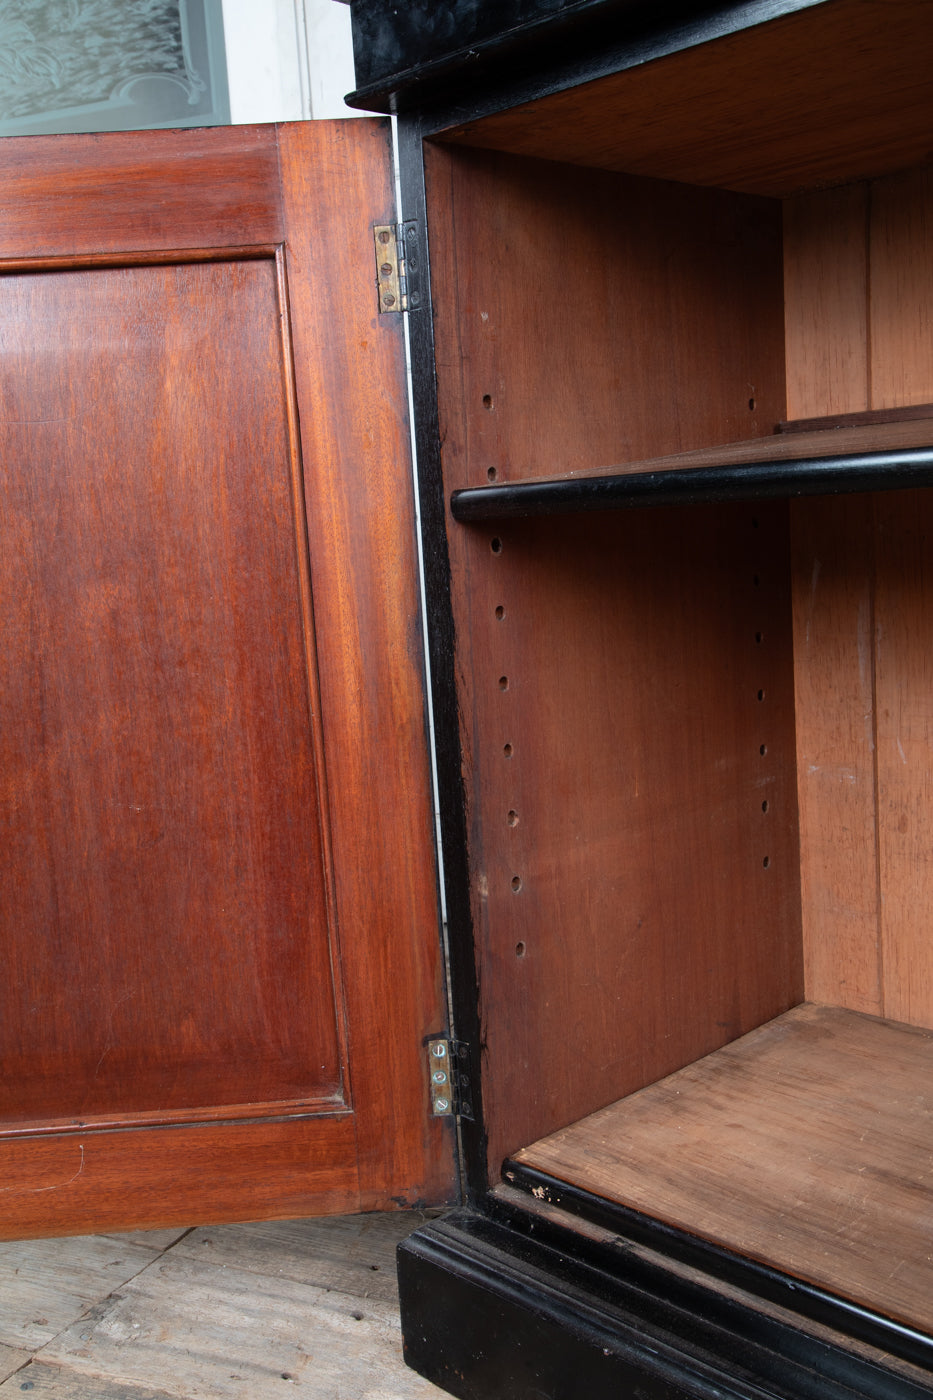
[
  {"left": 427, "top": 1038, "right": 473, "bottom": 1120},
  {"left": 374, "top": 221, "right": 421, "bottom": 313}
]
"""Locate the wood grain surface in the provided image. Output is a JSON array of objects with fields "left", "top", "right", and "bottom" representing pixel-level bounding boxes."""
[
  {"left": 0, "top": 121, "right": 451, "bottom": 1233},
  {"left": 425, "top": 145, "right": 785, "bottom": 492},
  {"left": 437, "top": 0, "right": 933, "bottom": 199},
  {"left": 452, "top": 505, "right": 803, "bottom": 1178},
  {"left": 515, "top": 1003, "right": 933, "bottom": 1334},
  {"left": 0, "top": 1213, "right": 447, "bottom": 1398}
]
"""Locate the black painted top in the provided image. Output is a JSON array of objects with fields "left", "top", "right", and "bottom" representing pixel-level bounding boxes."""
[{"left": 345, "top": 0, "right": 828, "bottom": 115}]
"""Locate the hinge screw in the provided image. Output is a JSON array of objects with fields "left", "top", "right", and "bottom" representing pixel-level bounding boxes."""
[
  {"left": 434, "top": 1097, "right": 450, "bottom": 1112},
  {"left": 431, "top": 1043, "right": 447, "bottom": 1058},
  {"left": 378, "top": 229, "right": 391, "bottom": 244},
  {"left": 382, "top": 293, "right": 396, "bottom": 308},
  {"left": 432, "top": 1070, "right": 448, "bottom": 1084}
]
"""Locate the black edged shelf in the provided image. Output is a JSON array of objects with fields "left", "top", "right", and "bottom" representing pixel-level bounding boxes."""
[{"left": 449, "top": 422, "right": 933, "bottom": 521}]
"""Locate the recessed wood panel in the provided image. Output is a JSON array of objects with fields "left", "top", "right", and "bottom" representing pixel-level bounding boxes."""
[{"left": 0, "top": 257, "right": 340, "bottom": 1123}]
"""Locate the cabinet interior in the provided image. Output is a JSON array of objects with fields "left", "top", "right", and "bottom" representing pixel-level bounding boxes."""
[{"left": 424, "top": 0, "right": 933, "bottom": 1333}]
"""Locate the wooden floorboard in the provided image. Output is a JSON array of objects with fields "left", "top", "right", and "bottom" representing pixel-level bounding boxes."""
[
  {"left": 170, "top": 1214, "right": 418, "bottom": 1306},
  {"left": 514, "top": 1003, "right": 933, "bottom": 1335},
  {"left": 0, "top": 1214, "right": 446, "bottom": 1399},
  {"left": 0, "top": 1235, "right": 164, "bottom": 1349}
]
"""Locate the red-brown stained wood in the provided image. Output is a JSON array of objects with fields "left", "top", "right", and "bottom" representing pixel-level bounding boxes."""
[
  {"left": 783, "top": 184, "right": 869, "bottom": 421},
  {"left": 459, "top": 507, "right": 803, "bottom": 1176},
  {"left": 276, "top": 121, "right": 452, "bottom": 1210},
  {"left": 783, "top": 167, "right": 933, "bottom": 1022},
  {"left": 790, "top": 497, "right": 882, "bottom": 1015},
  {"left": 0, "top": 257, "right": 341, "bottom": 1123},
  {"left": 436, "top": 1, "right": 933, "bottom": 199},
  {"left": 425, "top": 145, "right": 798, "bottom": 1179},
  {"left": 874, "top": 491, "right": 933, "bottom": 1031},
  {"left": 0, "top": 127, "right": 283, "bottom": 257},
  {"left": 0, "top": 1118, "right": 359, "bottom": 1240},
  {"left": 425, "top": 146, "right": 786, "bottom": 491},
  {"left": 0, "top": 122, "right": 452, "bottom": 1234},
  {"left": 869, "top": 166, "right": 933, "bottom": 411}
]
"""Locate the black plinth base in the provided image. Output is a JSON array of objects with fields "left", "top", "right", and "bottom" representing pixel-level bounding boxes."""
[{"left": 397, "top": 1204, "right": 933, "bottom": 1400}]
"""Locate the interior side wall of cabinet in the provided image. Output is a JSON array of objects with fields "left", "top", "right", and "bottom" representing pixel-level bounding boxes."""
[
  {"left": 787, "top": 166, "right": 933, "bottom": 1028},
  {"left": 426, "top": 144, "right": 803, "bottom": 1178}
]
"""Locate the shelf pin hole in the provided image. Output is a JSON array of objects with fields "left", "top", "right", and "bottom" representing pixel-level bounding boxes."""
[
  {"left": 507, "top": 810, "right": 519, "bottom": 826},
  {"left": 491, "top": 537, "right": 503, "bottom": 554},
  {"left": 511, "top": 875, "right": 523, "bottom": 893},
  {"left": 499, "top": 675, "right": 509, "bottom": 691},
  {"left": 503, "top": 743, "right": 513, "bottom": 758},
  {"left": 762, "top": 800, "right": 769, "bottom": 813},
  {"left": 495, "top": 605, "right": 505, "bottom": 620},
  {"left": 763, "top": 855, "right": 771, "bottom": 869},
  {"left": 515, "top": 941, "right": 526, "bottom": 958},
  {"left": 483, "top": 394, "right": 494, "bottom": 411},
  {"left": 487, "top": 467, "right": 498, "bottom": 481}
]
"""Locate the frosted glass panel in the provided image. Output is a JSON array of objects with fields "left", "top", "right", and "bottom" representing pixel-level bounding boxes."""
[{"left": 0, "top": 0, "right": 229, "bottom": 134}]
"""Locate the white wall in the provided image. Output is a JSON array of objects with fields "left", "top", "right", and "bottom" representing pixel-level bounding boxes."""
[{"left": 220, "top": 0, "right": 362, "bottom": 123}]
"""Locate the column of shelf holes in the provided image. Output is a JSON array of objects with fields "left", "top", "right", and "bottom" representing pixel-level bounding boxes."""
[
  {"left": 753, "top": 516, "right": 771, "bottom": 876},
  {"left": 490, "top": 533, "right": 526, "bottom": 961}
]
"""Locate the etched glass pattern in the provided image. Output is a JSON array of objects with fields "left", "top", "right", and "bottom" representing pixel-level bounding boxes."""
[{"left": 0, "top": 0, "right": 228, "bottom": 135}]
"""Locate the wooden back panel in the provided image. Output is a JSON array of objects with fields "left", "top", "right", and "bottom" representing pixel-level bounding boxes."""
[
  {"left": 786, "top": 166, "right": 933, "bottom": 1028},
  {"left": 426, "top": 145, "right": 801, "bottom": 1174}
]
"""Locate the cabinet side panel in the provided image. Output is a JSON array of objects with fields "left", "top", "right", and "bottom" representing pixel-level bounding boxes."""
[
  {"left": 458, "top": 508, "right": 804, "bottom": 1177},
  {"left": 424, "top": 145, "right": 798, "bottom": 1179},
  {"left": 425, "top": 145, "right": 786, "bottom": 490}
]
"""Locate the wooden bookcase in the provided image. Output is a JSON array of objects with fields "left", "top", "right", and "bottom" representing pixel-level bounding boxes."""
[{"left": 348, "top": 1, "right": 933, "bottom": 1395}]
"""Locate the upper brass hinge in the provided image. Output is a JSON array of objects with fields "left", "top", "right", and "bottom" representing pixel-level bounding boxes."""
[
  {"left": 374, "top": 221, "right": 421, "bottom": 313},
  {"left": 427, "top": 1038, "right": 474, "bottom": 1120}
]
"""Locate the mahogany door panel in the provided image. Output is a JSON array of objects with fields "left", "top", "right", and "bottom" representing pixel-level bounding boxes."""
[{"left": 0, "top": 122, "right": 452, "bottom": 1234}]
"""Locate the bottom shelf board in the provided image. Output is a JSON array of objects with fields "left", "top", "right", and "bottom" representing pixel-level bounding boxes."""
[{"left": 511, "top": 1002, "right": 933, "bottom": 1337}]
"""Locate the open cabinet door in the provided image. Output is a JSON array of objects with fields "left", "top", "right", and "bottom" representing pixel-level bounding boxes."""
[{"left": 0, "top": 121, "right": 453, "bottom": 1236}]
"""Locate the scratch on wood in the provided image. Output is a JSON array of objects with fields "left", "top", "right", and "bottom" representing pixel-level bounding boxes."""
[{"left": 0, "top": 1144, "right": 85, "bottom": 1195}]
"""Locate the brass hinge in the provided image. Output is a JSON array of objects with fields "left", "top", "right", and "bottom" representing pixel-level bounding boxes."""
[
  {"left": 427, "top": 1038, "right": 474, "bottom": 1120},
  {"left": 374, "top": 221, "right": 421, "bottom": 313}
]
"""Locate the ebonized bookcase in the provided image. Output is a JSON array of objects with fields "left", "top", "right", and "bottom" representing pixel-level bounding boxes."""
[{"left": 347, "top": 2, "right": 933, "bottom": 1396}]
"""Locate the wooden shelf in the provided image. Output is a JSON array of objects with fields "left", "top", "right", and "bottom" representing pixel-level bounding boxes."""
[
  {"left": 450, "top": 418, "right": 933, "bottom": 520},
  {"left": 510, "top": 1004, "right": 933, "bottom": 1344}
]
